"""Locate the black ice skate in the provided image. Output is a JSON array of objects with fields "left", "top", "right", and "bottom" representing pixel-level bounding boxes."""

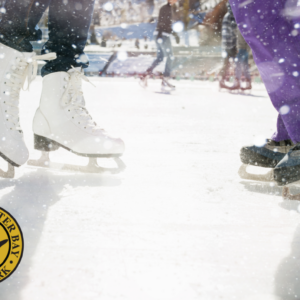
[
  {"left": 240, "top": 139, "right": 294, "bottom": 168},
  {"left": 238, "top": 139, "right": 294, "bottom": 183},
  {"left": 161, "top": 77, "right": 175, "bottom": 93},
  {"left": 272, "top": 143, "right": 300, "bottom": 200},
  {"left": 274, "top": 143, "right": 300, "bottom": 186}
]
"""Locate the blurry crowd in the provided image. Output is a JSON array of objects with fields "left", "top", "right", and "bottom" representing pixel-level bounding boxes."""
[
  {"left": 29, "top": 0, "right": 261, "bottom": 81},
  {"left": 95, "top": 0, "right": 155, "bottom": 26}
]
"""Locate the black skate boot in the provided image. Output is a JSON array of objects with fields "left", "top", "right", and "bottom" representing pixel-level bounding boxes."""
[
  {"left": 240, "top": 139, "right": 295, "bottom": 168},
  {"left": 274, "top": 143, "right": 300, "bottom": 186},
  {"left": 161, "top": 77, "right": 175, "bottom": 92}
]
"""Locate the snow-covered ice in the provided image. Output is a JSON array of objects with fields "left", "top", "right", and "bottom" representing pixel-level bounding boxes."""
[{"left": 0, "top": 77, "right": 299, "bottom": 300}]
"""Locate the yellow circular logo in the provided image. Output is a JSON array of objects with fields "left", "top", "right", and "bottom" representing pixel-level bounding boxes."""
[{"left": 0, "top": 208, "right": 24, "bottom": 282}]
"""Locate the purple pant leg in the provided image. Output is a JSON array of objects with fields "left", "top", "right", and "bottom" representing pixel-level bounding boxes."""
[
  {"left": 229, "top": 0, "right": 300, "bottom": 143},
  {"left": 271, "top": 115, "right": 290, "bottom": 142}
]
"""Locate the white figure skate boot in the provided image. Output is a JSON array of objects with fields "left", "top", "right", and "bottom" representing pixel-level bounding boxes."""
[
  {"left": 139, "top": 74, "right": 148, "bottom": 88},
  {"left": 0, "top": 43, "right": 56, "bottom": 178},
  {"left": 30, "top": 68, "right": 125, "bottom": 174},
  {"left": 161, "top": 77, "right": 175, "bottom": 93}
]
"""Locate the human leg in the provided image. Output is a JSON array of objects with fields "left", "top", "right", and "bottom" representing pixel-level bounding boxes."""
[
  {"left": 241, "top": 49, "right": 251, "bottom": 81},
  {"left": 140, "top": 38, "right": 164, "bottom": 86},
  {"left": 235, "top": 50, "right": 242, "bottom": 81},
  {"left": 230, "top": 0, "right": 300, "bottom": 143},
  {"left": 162, "top": 36, "right": 173, "bottom": 78},
  {"left": 235, "top": 49, "right": 248, "bottom": 78},
  {"left": 0, "top": 0, "right": 51, "bottom": 52},
  {"left": 230, "top": 0, "right": 300, "bottom": 184},
  {"left": 41, "top": 0, "right": 95, "bottom": 76},
  {"left": 219, "top": 49, "right": 237, "bottom": 90},
  {"left": 145, "top": 38, "right": 164, "bottom": 75},
  {"left": 219, "top": 55, "right": 230, "bottom": 80},
  {"left": 272, "top": 115, "right": 291, "bottom": 142},
  {"left": 160, "top": 36, "right": 175, "bottom": 91},
  {"left": 236, "top": 49, "right": 251, "bottom": 90}
]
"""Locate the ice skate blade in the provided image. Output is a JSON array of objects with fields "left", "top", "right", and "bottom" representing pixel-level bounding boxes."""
[
  {"left": 155, "top": 91, "right": 171, "bottom": 95},
  {"left": 238, "top": 164, "right": 274, "bottom": 182},
  {"left": 219, "top": 88, "right": 238, "bottom": 93},
  {"left": 157, "top": 88, "right": 172, "bottom": 95},
  {"left": 239, "top": 89, "right": 252, "bottom": 95},
  {"left": 27, "top": 152, "right": 126, "bottom": 174},
  {"left": 238, "top": 164, "right": 300, "bottom": 200}
]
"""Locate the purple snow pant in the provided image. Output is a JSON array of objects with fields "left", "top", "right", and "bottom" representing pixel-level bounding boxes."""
[{"left": 229, "top": 0, "right": 300, "bottom": 143}]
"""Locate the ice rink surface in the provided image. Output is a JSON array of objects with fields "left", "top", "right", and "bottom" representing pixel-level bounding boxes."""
[{"left": 0, "top": 77, "right": 299, "bottom": 300}]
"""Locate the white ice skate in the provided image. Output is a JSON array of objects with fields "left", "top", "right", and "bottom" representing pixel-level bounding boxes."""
[
  {"left": 161, "top": 77, "right": 175, "bottom": 94},
  {"left": 139, "top": 74, "right": 148, "bottom": 88},
  {"left": 0, "top": 43, "right": 56, "bottom": 178},
  {"left": 28, "top": 67, "right": 125, "bottom": 174},
  {"left": 240, "top": 79, "right": 252, "bottom": 94}
]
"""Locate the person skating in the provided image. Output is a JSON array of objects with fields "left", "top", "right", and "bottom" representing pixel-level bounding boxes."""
[
  {"left": 0, "top": 0, "right": 125, "bottom": 177},
  {"left": 219, "top": 3, "right": 237, "bottom": 91},
  {"left": 230, "top": 0, "right": 300, "bottom": 187},
  {"left": 140, "top": 0, "right": 180, "bottom": 92}
]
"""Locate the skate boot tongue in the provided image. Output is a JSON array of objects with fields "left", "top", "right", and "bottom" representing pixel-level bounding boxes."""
[{"left": 62, "top": 68, "right": 101, "bottom": 133}]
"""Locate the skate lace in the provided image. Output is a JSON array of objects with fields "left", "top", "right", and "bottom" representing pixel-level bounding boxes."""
[
  {"left": 62, "top": 68, "right": 100, "bottom": 132},
  {"left": 4, "top": 52, "right": 56, "bottom": 131}
]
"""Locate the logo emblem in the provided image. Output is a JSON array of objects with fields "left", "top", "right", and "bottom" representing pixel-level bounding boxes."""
[{"left": 0, "top": 208, "right": 24, "bottom": 282}]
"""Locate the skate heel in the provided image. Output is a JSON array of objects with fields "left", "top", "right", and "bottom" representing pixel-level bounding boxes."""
[{"left": 34, "top": 134, "right": 60, "bottom": 151}]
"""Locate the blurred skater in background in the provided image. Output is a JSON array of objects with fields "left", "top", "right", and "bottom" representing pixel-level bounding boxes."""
[{"left": 140, "top": 0, "right": 180, "bottom": 92}]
